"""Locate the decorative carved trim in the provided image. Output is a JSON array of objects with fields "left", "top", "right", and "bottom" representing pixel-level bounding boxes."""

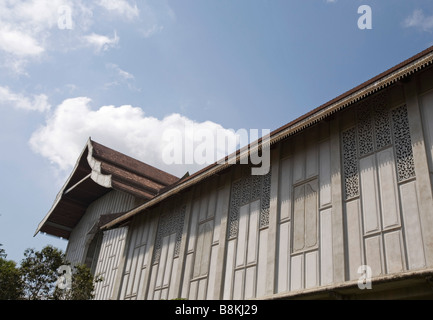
[
  {"left": 152, "top": 204, "right": 186, "bottom": 263},
  {"left": 228, "top": 169, "right": 272, "bottom": 238},
  {"left": 392, "top": 105, "right": 416, "bottom": 182},
  {"left": 357, "top": 103, "right": 374, "bottom": 157},
  {"left": 260, "top": 170, "right": 272, "bottom": 229},
  {"left": 342, "top": 98, "right": 415, "bottom": 200},
  {"left": 374, "top": 94, "right": 392, "bottom": 149},
  {"left": 228, "top": 179, "right": 242, "bottom": 239},
  {"left": 342, "top": 128, "right": 359, "bottom": 199}
]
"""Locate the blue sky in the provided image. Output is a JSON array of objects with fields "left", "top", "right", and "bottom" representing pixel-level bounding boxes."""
[{"left": 0, "top": 0, "right": 432, "bottom": 263}]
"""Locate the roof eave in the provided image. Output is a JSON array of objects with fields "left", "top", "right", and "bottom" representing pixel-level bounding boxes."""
[
  {"left": 34, "top": 139, "right": 92, "bottom": 237},
  {"left": 101, "top": 45, "right": 433, "bottom": 230}
]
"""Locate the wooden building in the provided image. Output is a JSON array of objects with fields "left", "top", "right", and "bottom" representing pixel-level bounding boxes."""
[{"left": 36, "top": 45, "right": 433, "bottom": 300}]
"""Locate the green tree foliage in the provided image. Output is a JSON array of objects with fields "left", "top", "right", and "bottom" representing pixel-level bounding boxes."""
[
  {"left": 0, "top": 244, "right": 101, "bottom": 300},
  {"left": 0, "top": 244, "right": 24, "bottom": 300},
  {"left": 69, "top": 264, "right": 102, "bottom": 300},
  {"left": 20, "top": 245, "right": 67, "bottom": 300},
  {"left": 0, "top": 244, "right": 6, "bottom": 259},
  {"left": 53, "top": 264, "right": 102, "bottom": 300}
]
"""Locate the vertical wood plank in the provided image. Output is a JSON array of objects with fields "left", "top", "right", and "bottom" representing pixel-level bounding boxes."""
[
  {"left": 207, "top": 181, "right": 218, "bottom": 220},
  {"left": 305, "top": 251, "right": 318, "bottom": 289},
  {"left": 293, "top": 185, "right": 305, "bottom": 252},
  {"left": 384, "top": 231, "right": 405, "bottom": 274},
  {"left": 200, "top": 221, "right": 214, "bottom": 276},
  {"left": 330, "top": 118, "right": 345, "bottom": 283},
  {"left": 305, "top": 180, "right": 318, "bottom": 249},
  {"left": 155, "top": 235, "right": 170, "bottom": 289},
  {"left": 206, "top": 245, "right": 219, "bottom": 300},
  {"left": 197, "top": 279, "right": 208, "bottom": 300},
  {"left": 346, "top": 199, "right": 363, "bottom": 280},
  {"left": 188, "top": 199, "right": 200, "bottom": 252},
  {"left": 365, "top": 236, "right": 383, "bottom": 277},
  {"left": 320, "top": 208, "right": 333, "bottom": 285},
  {"left": 405, "top": 81, "right": 433, "bottom": 266},
  {"left": 181, "top": 253, "right": 194, "bottom": 299},
  {"left": 290, "top": 254, "right": 303, "bottom": 291},
  {"left": 247, "top": 200, "right": 260, "bottom": 264},
  {"left": 193, "top": 223, "right": 206, "bottom": 278},
  {"left": 223, "top": 239, "right": 236, "bottom": 300},
  {"left": 400, "top": 181, "right": 426, "bottom": 269},
  {"left": 172, "top": 191, "right": 193, "bottom": 300},
  {"left": 279, "top": 157, "right": 292, "bottom": 221},
  {"left": 360, "top": 155, "right": 380, "bottom": 234},
  {"left": 147, "top": 264, "right": 159, "bottom": 300},
  {"left": 293, "top": 135, "right": 305, "bottom": 183},
  {"left": 162, "top": 233, "right": 177, "bottom": 287},
  {"left": 233, "top": 270, "right": 244, "bottom": 300},
  {"left": 266, "top": 147, "right": 281, "bottom": 295},
  {"left": 420, "top": 91, "right": 433, "bottom": 170},
  {"left": 245, "top": 266, "right": 257, "bottom": 299},
  {"left": 306, "top": 140, "right": 318, "bottom": 179},
  {"left": 213, "top": 176, "right": 231, "bottom": 299},
  {"left": 256, "top": 229, "right": 268, "bottom": 297},
  {"left": 319, "top": 140, "right": 332, "bottom": 207},
  {"left": 377, "top": 149, "right": 400, "bottom": 229},
  {"left": 189, "top": 280, "right": 198, "bottom": 300},
  {"left": 236, "top": 204, "right": 249, "bottom": 267},
  {"left": 137, "top": 212, "right": 158, "bottom": 300},
  {"left": 277, "top": 221, "right": 290, "bottom": 293}
]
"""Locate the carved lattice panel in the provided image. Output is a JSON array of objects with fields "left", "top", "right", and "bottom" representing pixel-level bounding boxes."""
[
  {"left": 357, "top": 103, "right": 374, "bottom": 157},
  {"left": 342, "top": 128, "right": 360, "bottom": 199},
  {"left": 152, "top": 205, "right": 186, "bottom": 263},
  {"left": 373, "top": 93, "right": 392, "bottom": 149},
  {"left": 260, "top": 170, "right": 272, "bottom": 228},
  {"left": 342, "top": 93, "right": 415, "bottom": 199},
  {"left": 392, "top": 105, "right": 415, "bottom": 182},
  {"left": 228, "top": 169, "right": 272, "bottom": 238}
]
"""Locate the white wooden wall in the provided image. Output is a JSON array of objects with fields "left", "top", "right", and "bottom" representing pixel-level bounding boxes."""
[
  {"left": 276, "top": 124, "right": 332, "bottom": 292},
  {"left": 223, "top": 199, "right": 268, "bottom": 299},
  {"left": 420, "top": 89, "right": 433, "bottom": 194},
  {"left": 94, "top": 226, "right": 128, "bottom": 300},
  {"left": 66, "top": 190, "right": 135, "bottom": 266},
  {"left": 88, "top": 72, "right": 433, "bottom": 300},
  {"left": 118, "top": 211, "right": 156, "bottom": 300},
  {"left": 182, "top": 178, "right": 228, "bottom": 300}
]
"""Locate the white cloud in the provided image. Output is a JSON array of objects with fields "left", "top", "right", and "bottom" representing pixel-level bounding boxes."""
[
  {"left": 404, "top": 9, "right": 433, "bottom": 32},
  {"left": 0, "top": 25, "right": 44, "bottom": 57},
  {"left": 0, "top": 0, "right": 173, "bottom": 74},
  {"left": 0, "top": 86, "right": 50, "bottom": 112},
  {"left": 98, "top": 0, "right": 139, "bottom": 20},
  {"left": 0, "top": 0, "right": 70, "bottom": 30},
  {"left": 106, "top": 63, "right": 134, "bottom": 80},
  {"left": 29, "top": 98, "right": 239, "bottom": 177},
  {"left": 0, "top": 0, "right": 72, "bottom": 73},
  {"left": 0, "top": 0, "right": 73, "bottom": 53},
  {"left": 104, "top": 63, "right": 141, "bottom": 91},
  {"left": 83, "top": 31, "right": 120, "bottom": 52},
  {"left": 141, "top": 24, "right": 164, "bottom": 38}
]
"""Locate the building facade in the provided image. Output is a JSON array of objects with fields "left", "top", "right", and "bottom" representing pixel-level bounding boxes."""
[{"left": 36, "top": 46, "right": 433, "bottom": 300}]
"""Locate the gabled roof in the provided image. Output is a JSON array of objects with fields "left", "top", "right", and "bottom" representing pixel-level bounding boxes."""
[
  {"left": 36, "top": 45, "right": 433, "bottom": 237},
  {"left": 101, "top": 45, "right": 433, "bottom": 230},
  {"left": 35, "top": 138, "right": 180, "bottom": 239}
]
